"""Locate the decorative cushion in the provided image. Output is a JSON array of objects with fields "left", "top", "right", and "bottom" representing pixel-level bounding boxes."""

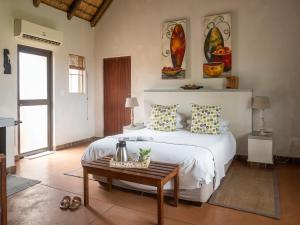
[
  {"left": 149, "top": 104, "right": 178, "bottom": 131},
  {"left": 190, "top": 105, "right": 221, "bottom": 134}
]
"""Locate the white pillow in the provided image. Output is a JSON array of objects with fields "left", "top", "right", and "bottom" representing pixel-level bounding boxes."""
[
  {"left": 186, "top": 118, "right": 230, "bottom": 133},
  {"left": 176, "top": 113, "right": 185, "bottom": 129},
  {"left": 219, "top": 119, "right": 230, "bottom": 133}
]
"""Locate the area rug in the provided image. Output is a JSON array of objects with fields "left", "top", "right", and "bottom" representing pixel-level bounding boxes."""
[
  {"left": 208, "top": 166, "right": 280, "bottom": 219},
  {"left": 64, "top": 167, "right": 95, "bottom": 181},
  {"left": 7, "top": 175, "right": 41, "bottom": 196}
]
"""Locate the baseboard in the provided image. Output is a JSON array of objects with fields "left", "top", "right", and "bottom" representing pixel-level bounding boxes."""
[
  {"left": 235, "top": 154, "right": 300, "bottom": 165},
  {"left": 15, "top": 154, "right": 23, "bottom": 162},
  {"left": 273, "top": 155, "right": 300, "bottom": 164},
  {"left": 55, "top": 136, "right": 101, "bottom": 150},
  {"left": 7, "top": 165, "right": 16, "bottom": 174},
  {"left": 235, "top": 155, "right": 247, "bottom": 161}
]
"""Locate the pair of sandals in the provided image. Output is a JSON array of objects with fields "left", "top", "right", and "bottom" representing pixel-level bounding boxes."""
[{"left": 60, "top": 196, "right": 82, "bottom": 210}]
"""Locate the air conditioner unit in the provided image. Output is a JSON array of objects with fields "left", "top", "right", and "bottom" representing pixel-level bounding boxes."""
[{"left": 14, "top": 19, "right": 63, "bottom": 46}]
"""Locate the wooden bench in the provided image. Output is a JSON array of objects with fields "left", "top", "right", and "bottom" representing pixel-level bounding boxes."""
[
  {"left": 0, "top": 154, "right": 7, "bottom": 225},
  {"left": 82, "top": 156, "right": 179, "bottom": 225}
]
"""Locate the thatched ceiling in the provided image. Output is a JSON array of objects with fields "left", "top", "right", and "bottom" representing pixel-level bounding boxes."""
[{"left": 33, "top": 0, "right": 113, "bottom": 27}]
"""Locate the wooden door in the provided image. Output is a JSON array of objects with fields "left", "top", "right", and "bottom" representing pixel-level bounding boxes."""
[{"left": 104, "top": 56, "right": 131, "bottom": 136}]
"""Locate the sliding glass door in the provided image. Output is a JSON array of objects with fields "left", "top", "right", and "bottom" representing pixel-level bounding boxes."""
[{"left": 18, "top": 45, "right": 52, "bottom": 155}]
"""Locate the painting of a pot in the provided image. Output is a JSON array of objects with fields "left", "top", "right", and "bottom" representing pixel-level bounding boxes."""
[
  {"left": 203, "top": 62, "right": 224, "bottom": 77},
  {"left": 212, "top": 47, "right": 232, "bottom": 72},
  {"left": 203, "top": 13, "right": 231, "bottom": 78},
  {"left": 162, "top": 19, "right": 187, "bottom": 79},
  {"left": 170, "top": 24, "right": 186, "bottom": 69}
]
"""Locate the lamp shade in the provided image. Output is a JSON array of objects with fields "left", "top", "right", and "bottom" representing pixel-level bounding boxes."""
[
  {"left": 125, "top": 97, "right": 139, "bottom": 108},
  {"left": 252, "top": 96, "right": 271, "bottom": 109}
]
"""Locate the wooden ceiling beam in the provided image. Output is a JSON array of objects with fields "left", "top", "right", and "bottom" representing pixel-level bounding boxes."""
[
  {"left": 33, "top": 0, "right": 41, "bottom": 7},
  {"left": 67, "top": 0, "right": 84, "bottom": 20},
  {"left": 90, "top": 0, "right": 113, "bottom": 27},
  {"left": 82, "top": 0, "right": 98, "bottom": 9}
]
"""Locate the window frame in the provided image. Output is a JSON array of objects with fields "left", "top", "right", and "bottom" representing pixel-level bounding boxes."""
[
  {"left": 68, "top": 68, "right": 85, "bottom": 94},
  {"left": 68, "top": 54, "right": 86, "bottom": 94}
]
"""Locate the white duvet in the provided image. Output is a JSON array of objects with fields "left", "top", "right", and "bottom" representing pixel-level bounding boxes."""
[{"left": 81, "top": 128, "right": 236, "bottom": 190}]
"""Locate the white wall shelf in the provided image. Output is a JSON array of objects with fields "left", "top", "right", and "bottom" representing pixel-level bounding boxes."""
[{"left": 144, "top": 88, "right": 253, "bottom": 93}]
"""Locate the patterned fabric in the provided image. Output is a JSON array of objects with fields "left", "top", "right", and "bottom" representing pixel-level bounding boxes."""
[
  {"left": 149, "top": 104, "right": 178, "bottom": 131},
  {"left": 191, "top": 105, "right": 221, "bottom": 134}
]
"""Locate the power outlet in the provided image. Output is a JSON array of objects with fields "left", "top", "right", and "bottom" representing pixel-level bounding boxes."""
[{"left": 290, "top": 137, "right": 300, "bottom": 146}]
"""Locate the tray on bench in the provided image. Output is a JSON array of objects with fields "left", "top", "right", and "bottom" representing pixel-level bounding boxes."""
[{"left": 109, "top": 158, "right": 150, "bottom": 168}]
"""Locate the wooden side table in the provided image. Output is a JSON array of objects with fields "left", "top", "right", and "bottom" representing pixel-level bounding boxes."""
[{"left": 82, "top": 156, "right": 179, "bottom": 225}]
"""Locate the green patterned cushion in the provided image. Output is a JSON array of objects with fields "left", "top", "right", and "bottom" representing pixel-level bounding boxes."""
[
  {"left": 149, "top": 104, "right": 178, "bottom": 131},
  {"left": 190, "top": 105, "right": 221, "bottom": 134}
]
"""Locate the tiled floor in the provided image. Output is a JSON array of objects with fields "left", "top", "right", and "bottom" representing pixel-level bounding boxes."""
[{"left": 8, "top": 144, "right": 300, "bottom": 225}]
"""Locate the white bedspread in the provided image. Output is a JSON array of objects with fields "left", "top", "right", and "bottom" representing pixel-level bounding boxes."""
[{"left": 81, "top": 128, "right": 236, "bottom": 190}]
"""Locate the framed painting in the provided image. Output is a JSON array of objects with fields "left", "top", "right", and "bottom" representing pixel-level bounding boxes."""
[
  {"left": 161, "top": 19, "right": 187, "bottom": 79},
  {"left": 203, "top": 13, "right": 232, "bottom": 78}
]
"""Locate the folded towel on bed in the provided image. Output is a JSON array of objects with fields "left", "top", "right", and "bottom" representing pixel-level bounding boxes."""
[{"left": 118, "top": 136, "right": 154, "bottom": 142}]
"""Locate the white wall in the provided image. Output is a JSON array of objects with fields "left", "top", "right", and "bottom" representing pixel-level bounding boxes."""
[
  {"left": 94, "top": 0, "right": 300, "bottom": 157},
  {"left": 0, "top": 0, "right": 96, "bottom": 166}
]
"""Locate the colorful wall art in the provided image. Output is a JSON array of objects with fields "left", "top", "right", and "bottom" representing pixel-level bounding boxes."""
[
  {"left": 161, "top": 19, "right": 187, "bottom": 79},
  {"left": 203, "top": 13, "right": 231, "bottom": 78}
]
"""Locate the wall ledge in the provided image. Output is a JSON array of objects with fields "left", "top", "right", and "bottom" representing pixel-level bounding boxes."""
[{"left": 144, "top": 88, "right": 253, "bottom": 93}]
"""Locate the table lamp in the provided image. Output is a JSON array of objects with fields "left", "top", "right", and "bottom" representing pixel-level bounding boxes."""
[
  {"left": 125, "top": 97, "right": 139, "bottom": 127},
  {"left": 252, "top": 96, "right": 271, "bottom": 136}
]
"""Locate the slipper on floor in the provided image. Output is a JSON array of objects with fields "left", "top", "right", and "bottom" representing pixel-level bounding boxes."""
[
  {"left": 60, "top": 196, "right": 71, "bottom": 210},
  {"left": 69, "top": 196, "right": 82, "bottom": 211}
]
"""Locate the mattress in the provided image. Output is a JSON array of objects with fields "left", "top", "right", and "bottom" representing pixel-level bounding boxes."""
[{"left": 82, "top": 127, "right": 236, "bottom": 189}]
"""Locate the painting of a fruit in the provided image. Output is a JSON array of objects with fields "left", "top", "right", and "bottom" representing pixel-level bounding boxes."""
[
  {"left": 162, "top": 66, "right": 182, "bottom": 76},
  {"left": 203, "top": 13, "right": 231, "bottom": 78},
  {"left": 212, "top": 46, "right": 232, "bottom": 71},
  {"left": 161, "top": 19, "right": 187, "bottom": 79}
]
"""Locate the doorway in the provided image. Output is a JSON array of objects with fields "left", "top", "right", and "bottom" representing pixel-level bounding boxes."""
[
  {"left": 103, "top": 56, "right": 131, "bottom": 136},
  {"left": 17, "top": 45, "right": 53, "bottom": 155}
]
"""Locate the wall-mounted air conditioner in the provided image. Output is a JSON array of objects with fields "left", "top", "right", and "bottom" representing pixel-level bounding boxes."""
[{"left": 14, "top": 19, "right": 63, "bottom": 46}]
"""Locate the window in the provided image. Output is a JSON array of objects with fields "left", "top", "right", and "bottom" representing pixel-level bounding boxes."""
[{"left": 69, "top": 54, "right": 86, "bottom": 93}]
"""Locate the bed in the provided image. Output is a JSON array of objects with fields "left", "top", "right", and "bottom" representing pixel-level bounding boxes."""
[
  {"left": 82, "top": 127, "right": 236, "bottom": 202},
  {"left": 82, "top": 89, "right": 252, "bottom": 202}
]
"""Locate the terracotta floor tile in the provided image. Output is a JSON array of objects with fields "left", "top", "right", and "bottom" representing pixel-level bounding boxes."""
[
  {"left": 8, "top": 184, "right": 113, "bottom": 225},
  {"left": 12, "top": 144, "right": 300, "bottom": 225},
  {"left": 89, "top": 205, "right": 191, "bottom": 225}
]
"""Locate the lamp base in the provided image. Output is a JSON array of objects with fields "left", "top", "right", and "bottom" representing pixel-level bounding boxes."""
[
  {"left": 258, "top": 130, "right": 267, "bottom": 136},
  {"left": 128, "top": 124, "right": 136, "bottom": 128}
]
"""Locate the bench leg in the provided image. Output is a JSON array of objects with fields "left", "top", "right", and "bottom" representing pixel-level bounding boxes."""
[
  {"left": 174, "top": 173, "right": 179, "bottom": 207},
  {"left": 83, "top": 168, "right": 89, "bottom": 207},
  {"left": 157, "top": 184, "right": 164, "bottom": 225}
]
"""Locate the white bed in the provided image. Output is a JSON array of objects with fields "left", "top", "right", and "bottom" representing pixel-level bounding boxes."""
[
  {"left": 82, "top": 89, "right": 251, "bottom": 202},
  {"left": 82, "top": 127, "right": 236, "bottom": 202}
]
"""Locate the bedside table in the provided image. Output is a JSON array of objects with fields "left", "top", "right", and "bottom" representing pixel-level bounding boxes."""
[
  {"left": 248, "top": 131, "right": 273, "bottom": 165},
  {"left": 123, "top": 123, "right": 146, "bottom": 133}
]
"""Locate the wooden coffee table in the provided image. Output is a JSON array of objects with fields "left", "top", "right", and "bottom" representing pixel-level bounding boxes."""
[{"left": 82, "top": 156, "right": 179, "bottom": 225}]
